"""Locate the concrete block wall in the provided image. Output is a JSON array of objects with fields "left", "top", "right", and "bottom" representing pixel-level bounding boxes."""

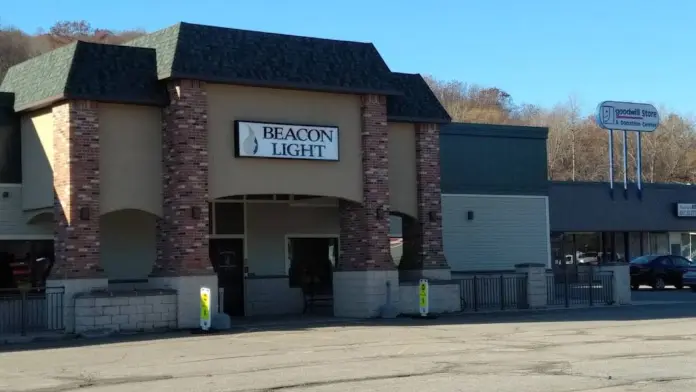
[
  {"left": 73, "top": 291, "right": 176, "bottom": 333},
  {"left": 597, "top": 263, "right": 631, "bottom": 305},
  {"left": 515, "top": 264, "right": 547, "bottom": 308},
  {"left": 398, "top": 282, "right": 460, "bottom": 314},
  {"left": 150, "top": 275, "right": 217, "bottom": 329},
  {"left": 333, "top": 270, "right": 399, "bottom": 318},
  {"left": 245, "top": 278, "right": 303, "bottom": 316}
]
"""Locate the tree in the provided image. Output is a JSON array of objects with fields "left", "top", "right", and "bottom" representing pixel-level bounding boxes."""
[
  {"left": 0, "top": 25, "right": 33, "bottom": 82},
  {"left": 425, "top": 75, "right": 696, "bottom": 184}
]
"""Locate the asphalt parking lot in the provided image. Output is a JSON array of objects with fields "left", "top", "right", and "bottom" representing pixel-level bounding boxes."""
[{"left": 2, "top": 301, "right": 696, "bottom": 392}]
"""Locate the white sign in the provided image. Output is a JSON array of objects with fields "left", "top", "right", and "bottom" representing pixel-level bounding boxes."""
[
  {"left": 596, "top": 101, "right": 660, "bottom": 132},
  {"left": 235, "top": 121, "right": 339, "bottom": 161},
  {"left": 200, "top": 287, "right": 211, "bottom": 331},
  {"left": 677, "top": 203, "right": 696, "bottom": 217},
  {"left": 418, "top": 279, "right": 429, "bottom": 316}
]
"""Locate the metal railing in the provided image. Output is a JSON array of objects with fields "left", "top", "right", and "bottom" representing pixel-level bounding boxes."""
[
  {"left": 546, "top": 268, "right": 614, "bottom": 307},
  {"left": 0, "top": 287, "right": 65, "bottom": 335},
  {"left": 456, "top": 274, "right": 528, "bottom": 312}
]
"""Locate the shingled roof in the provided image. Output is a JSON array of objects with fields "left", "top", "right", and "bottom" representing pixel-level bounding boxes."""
[
  {"left": 126, "top": 22, "right": 401, "bottom": 96},
  {"left": 0, "top": 41, "right": 166, "bottom": 112},
  {"left": 1, "top": 22, "right": 450, "bottom": 124},
  {"left": 387, "top": 73, "right": 451, "bottom": 123}
]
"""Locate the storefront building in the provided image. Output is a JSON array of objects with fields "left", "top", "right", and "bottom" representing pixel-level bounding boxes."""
[
  {"left": 0, "top": 22, "right": 453, "bottom": 331},
  {"left": 549, "top": 181, "right": 696, "bottom": 267},
  {"left": 436, "top": 123, "right": 551, "bottom": 273}
]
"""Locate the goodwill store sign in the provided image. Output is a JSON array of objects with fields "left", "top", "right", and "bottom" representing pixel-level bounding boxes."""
[{"left": 234, "top": 121, "right": 339, "bottom": 161}]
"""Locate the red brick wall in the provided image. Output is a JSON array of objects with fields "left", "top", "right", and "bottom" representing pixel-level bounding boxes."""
[
  {"left": 153, "top": 80, "right": 212, "bottom": 276},
  {"left": 337, "top": 95, "right": 392, "bottom": 271},
  {"left": 415, "top": 123, "right": 448, "bottom": 269},
  {"left": 51, "top": 101, "right": 102, "bottom": 279}
]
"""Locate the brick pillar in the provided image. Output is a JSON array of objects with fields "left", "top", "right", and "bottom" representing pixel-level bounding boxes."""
[
  {"left": 415, "top": 123, "right": 449, "bottom": 278},
  {"left": 51, "top": 101, "right": 102, "bottom": 279},
  {"left": 154, "top": 80, "right": 211, "bottom": 277},
  {"left": 334, "top": 95, "right": 396, "bottom": 318},
  {"left": 336, "top": 94, "right": 392, "bottom": 271}
]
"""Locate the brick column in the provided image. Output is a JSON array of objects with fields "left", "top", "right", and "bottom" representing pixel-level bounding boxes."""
[
  {"left": 336, "top": 94, "right": 392, "bottom": 271},
  {"left": 51, "top": 101, "right": 102, "bottom": 279},
  {"left": 334, "top": 95, "right": 396, "bottom": 318},
  {"left": 415, "top": 123, "right": 449, "bottom": 278},
  {"left": 153, "top": 80, "right": 211, "bottom": 277}
]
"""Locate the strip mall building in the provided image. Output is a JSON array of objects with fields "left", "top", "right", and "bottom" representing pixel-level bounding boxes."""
[
  {"left": 0, "top": 22, "right": 458, "bottom": 331},
  {"left": 0, "top": 22, "right": 691, "bottom": 333}
]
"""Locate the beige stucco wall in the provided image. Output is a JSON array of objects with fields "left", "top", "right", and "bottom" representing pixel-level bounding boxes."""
[
  {"left": 245, "top": 202, "right": 339, "bottom": 276},
  {"left": 0, "top": 185, "right": 52, "bottom": 237},
  {"left": 100, "top": 209, "right": 156, "bottom": 280},
  {"left": 388, "top": 123, "right": 417, "bottom": 218},
  {"left": 20, "top": 109, "right": 53, "bottom": 211},
  {"left": 99, "top": 104, "right": 162, "bottom": 216},
  {"left": 242, "top": 201, "right": 339, "bottom": 316},
  {"left": 207, "top": 84, "right": 362, "bottom": 202}
]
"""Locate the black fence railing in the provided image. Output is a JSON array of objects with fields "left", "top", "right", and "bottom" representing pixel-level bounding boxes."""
[
  {"left": 546, "top": 268, "right": 614, "bottom": 307},
  {"left": 0, "top": 287, "right": 65, "bottom": 335},
  {"left": 456, "top": 274, "right": 528, "bottom": 312}
]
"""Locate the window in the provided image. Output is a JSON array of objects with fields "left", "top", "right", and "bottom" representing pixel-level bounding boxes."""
[
  {"left": 213, "top": 202, "right": 244, "bottom": 235},
  {"left": 630, "top": 255, "right": 659, "bottom": 265},
  {"left": 671, "top": 256, "right": 692, "bottom": 267}
]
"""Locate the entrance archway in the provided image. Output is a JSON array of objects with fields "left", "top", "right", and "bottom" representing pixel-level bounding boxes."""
[{"left": 210, "top": 194, "right": 340, "bottom": 317}]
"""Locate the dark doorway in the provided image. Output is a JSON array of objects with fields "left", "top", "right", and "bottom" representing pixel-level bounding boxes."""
[
  {"left": 210, "top": 238, "right": 245, "bottom": 316},
  {"left": 288, "top": 237, "right": 337, "bottom": 314}
]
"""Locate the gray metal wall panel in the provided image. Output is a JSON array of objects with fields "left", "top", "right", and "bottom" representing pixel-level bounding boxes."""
[
  {"left": 440, "top": 123, "right": 549, "bottom": 195},
  {"left": 549, "top": 181, "right": 696, "bottom": 232},
  {"left": 442, "top": 194, "right": 550, "bottom": 271}
]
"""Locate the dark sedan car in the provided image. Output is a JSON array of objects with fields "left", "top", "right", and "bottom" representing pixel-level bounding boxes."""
[{"left": 629, "top": 254, "right": 694, "bottom": 290}]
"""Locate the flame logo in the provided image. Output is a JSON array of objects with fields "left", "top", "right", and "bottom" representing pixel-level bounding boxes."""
[{"left": 242, "top": 125, "right": 258, "bottom": 155}]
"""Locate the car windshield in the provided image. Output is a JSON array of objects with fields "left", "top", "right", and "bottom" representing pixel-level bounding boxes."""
[{"left": 630, "top": 255, "right": 659, "bottom": 265}]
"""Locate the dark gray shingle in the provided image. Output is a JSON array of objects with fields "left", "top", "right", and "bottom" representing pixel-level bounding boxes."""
[
  {"left": 127, "top": 22, "right": 400, "bottom": 96},
  {"left": 1, "top": 41, "right": 165, "bottom": 111},
  {"left": 387, "top": 73, "right": 451, "bottom": 124}
]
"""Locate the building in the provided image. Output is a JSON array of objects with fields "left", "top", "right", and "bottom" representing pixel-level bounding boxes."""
[
  {"left": 393, "top": 122, "right": 551, "bottom": 274},
  {"left": 549, "top": 181, "right": 696, "bottom": 265},
  {"left": 0, "top": 22, "right": 455, "bottom": 331}
]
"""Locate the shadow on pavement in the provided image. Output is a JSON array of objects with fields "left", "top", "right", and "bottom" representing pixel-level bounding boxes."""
[{"left": 2, "top": 301, "right": 696, "bottom": 354}]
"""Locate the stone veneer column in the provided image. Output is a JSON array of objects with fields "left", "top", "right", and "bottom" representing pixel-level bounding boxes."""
[
  {"left": 334, "top": 95, "right": 398, "bottom": 318},
  {"left": 415, "top": 123, "right": 450, "bottom": 279},
  {"left": 150, "top": 80, "right": 216, "bottom": 329},
  {"left": 48, "top": 101, "right": 108, "bottom": 334},
  {"left": 51, "top": 101, "right": 102, "bottom": 279}
]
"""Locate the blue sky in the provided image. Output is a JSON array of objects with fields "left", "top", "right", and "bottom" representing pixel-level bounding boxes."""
[{"left": 2, "top": 0, "right": 694, "bottom": 116}]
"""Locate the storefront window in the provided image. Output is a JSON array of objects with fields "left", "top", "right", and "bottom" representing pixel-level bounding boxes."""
[
  {"left": 574, "top": 233, "right": 601, "bottom": 264},
  {"left": 681, "top": 233, "right": 691, "bottom": 258},
  {"left": 0, "top": 240, "right": 54, "bottom": 289},
  {"left": 649, "top": 232, "right": 669, "bottom": 254},
  {"left": 213, "top": 202, "right": 244, "bottom": 235},
  {"left": 614, "top": 232, "right": 626, "bottom": 262}
]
